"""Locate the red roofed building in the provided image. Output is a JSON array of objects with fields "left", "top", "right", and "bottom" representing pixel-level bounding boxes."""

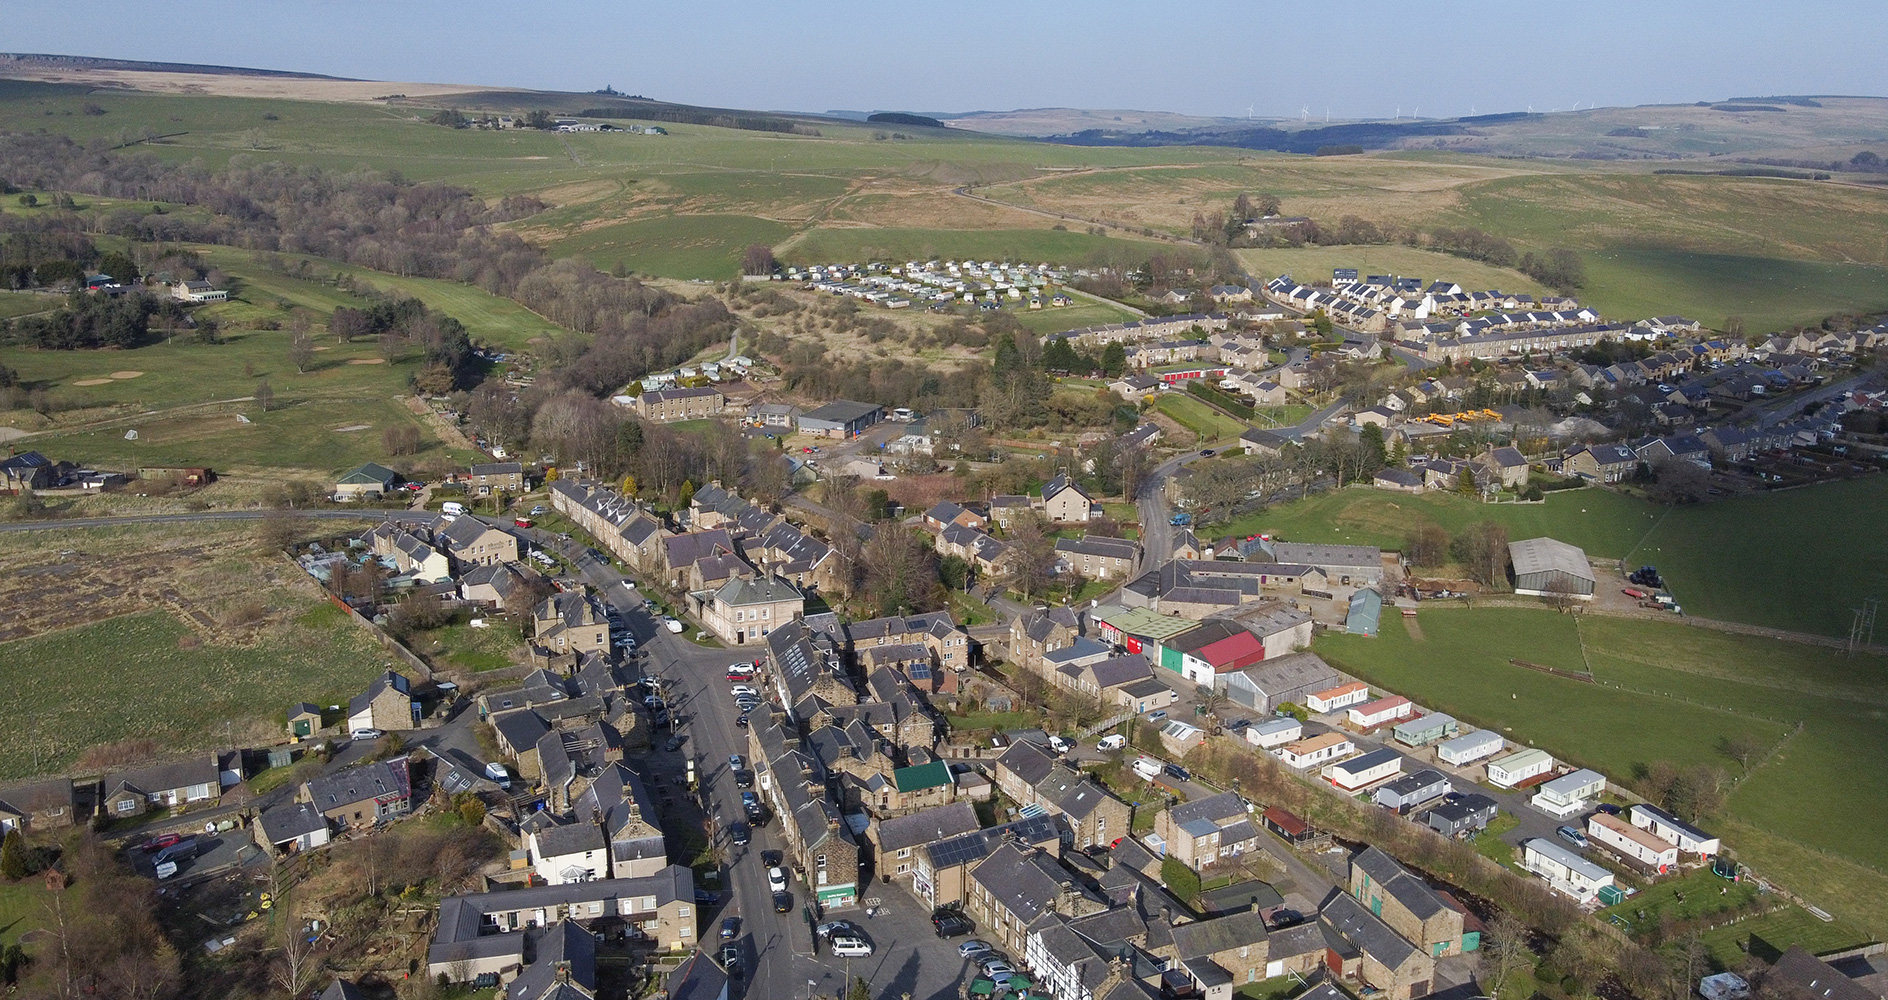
[{"left": 1347, "top": 694, "right": 1413, "bottom": 729}]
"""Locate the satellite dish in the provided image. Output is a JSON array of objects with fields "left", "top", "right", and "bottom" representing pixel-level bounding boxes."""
[{"left": 124, "top": 429, "right": 139, "bottom": 440}]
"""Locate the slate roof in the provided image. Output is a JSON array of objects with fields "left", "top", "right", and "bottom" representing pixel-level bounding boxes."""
[
  {"left": 257, "top": 801, "right": 330, "bottom": 844},
  {"left": 1170, "top": 909, "right": 1269, "bottom": 960},
  {"left": 970, "top": 843, "right": 1082, "bottom": 926},
  {"left": 876, "top": 802, "right": 982, "bottom": 853},
  {"left": 105, "top": 756, "right": 219, "bottom": 797},
  {"left": 305, "top": 758, "right": 410, "bottom": 811},
  {"left": 1320, "top": 892, "right": 1418, "bottom": 969},
  {"left": 714, "top": 573, "right": 803, "bottom": 607},
  {"left": 535, "top": 821, "right": 606, "bottom": 859},
  {"left": 1169, "top": 791, "right": 1247, "bottom": 828},
  {"left": 508, "top": 918, "right": 597, "bottom": 1000}
]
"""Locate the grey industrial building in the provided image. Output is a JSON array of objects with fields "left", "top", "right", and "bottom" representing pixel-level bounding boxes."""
[{"left": 1508, "top": 537, "right": 1596, "bottom": 598}]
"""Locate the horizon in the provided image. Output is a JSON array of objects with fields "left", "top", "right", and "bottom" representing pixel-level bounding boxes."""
[{"left": 5, "top": 0, "right": 1886, "bottom": 121}]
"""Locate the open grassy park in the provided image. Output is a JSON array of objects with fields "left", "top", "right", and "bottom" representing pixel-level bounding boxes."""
[{"left": 1315, "top": 607, "right": 1888, "bottom": 939}]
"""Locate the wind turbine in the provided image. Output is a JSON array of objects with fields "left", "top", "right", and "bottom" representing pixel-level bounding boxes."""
[
  {"left": 1246, "top": 104, "right": 1255, "bottom": 120},
  {"left": 1300, "top": 106, "right": 1309, "bottom": 122},
  {"left": 1325, "top": 109, "right": 1330, "bottom": 122},
  {"left": 1413, "top": 105, "right": 1419, "bottom": 118}
]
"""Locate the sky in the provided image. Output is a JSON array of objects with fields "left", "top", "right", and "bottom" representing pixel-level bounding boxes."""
[{"left": 8, "top": 0, "right": 1887, "bottom": 121}]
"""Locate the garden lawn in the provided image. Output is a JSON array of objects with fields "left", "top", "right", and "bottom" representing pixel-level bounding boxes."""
[
  {"left": 1152, "top": 392, "right": 1249, "bottom": 442},
  {"left": 0, "top": 608, "right": 389, "bottom": 780},
  {"left": 0, "top": 879, "right": 50, "bottom": 948},
  {"left": 1315, "top": 608, "right": 1888, "bottom": 940}
]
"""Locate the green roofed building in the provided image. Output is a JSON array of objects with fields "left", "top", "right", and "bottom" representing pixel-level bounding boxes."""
[
  {"left": 336, "top": 462, "right": 400, "bottom": 497},
  {"left": 894, "top": 760, "right": 952, "bottom": 795}
]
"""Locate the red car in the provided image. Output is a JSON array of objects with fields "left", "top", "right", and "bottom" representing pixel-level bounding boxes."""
[
  {"left": 140, "top": 833, "right": 182, "bottom": 853},
  {"left": 1622, "top": 587, "right": 1646, "bottom": 599}
]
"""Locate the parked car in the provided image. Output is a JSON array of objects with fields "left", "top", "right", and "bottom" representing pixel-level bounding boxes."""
[
  {"left": 830, "top": 935, "right": 873, "bottom": 958},
  {"left": 1096, "top": 734, "right": 1127, "bottom": 752},
  {"left": 816, "top": 920, "right": 862, "bottom": 940},
  {"left": 932, "top": 905, "right": 974, "bottom": 938},
  {"left": 530, "top": 505, "right": 547, "bottom": 515},
  {"left": 1556, "top": 825, "right": 1589, "bottom": 849},
  {"left": 1047, "top": 735, "right": 1073, "bottom": 754},
  {"left": 1130, "top": 757, "right": 1163, "bottom": 780},
  {"left": 730, "top": 822, "right": 751, "bottom": 846},
  {"left": 695, "top": 888, "right": 720, "bottom": 904},
  {"left": 663, "top": 735, "right": 686, "bottom": 752},
  {"left": 1163, "top": 763, "right": 1191, "bottom": 782},
  {"left": 767, "top": 866, "right": 789, "bottom": 892},
  {"left": 958, "top": 939, "right": 994, "bottom": 959},
  {"left": 730, "top": 685, "right": 758, "bottom": 699},
  {"left": 981, "top": 959, "right": 1016, "bottom": 978},
  {"left": 735, "top": 770, "right": 754, "bottom": 789},
  {"left": 735, "top": 714, "right": 750, "bottom": 728},
  {"left": 350, "top": 728, "right": 385, "bottom": 741},
  {"left": 728, "top": 754, "right": 746, "bottom": 771},
  {"left": 773, "top": 891, "right": 793, "bottom": 913},
  {"left": 139, "top": 833, "right": 182, "bottom": 853},
  {"left": 720, "top": 918, "right": 741, "bottom": 940},
  {"left": 1146, "top": 710, "right": 1168, "bottom": 722}
]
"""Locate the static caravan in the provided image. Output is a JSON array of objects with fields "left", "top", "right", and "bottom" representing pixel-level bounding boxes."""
[
  {"left": 1277, "top": 732, "right": 1354, "bottom": 769},
  {"left": 1530, "top": 768, "right": 1606, "bottom": 819},
  {"left": 1323, "top": 747, "right": 1402, "bottom": 791},
  {"left": 1435, "top": 729, "right": 1504, "bottom": 766},
  {"left": 1372, "top": 768, "right": 1453, "bottom": 813},
  {"left": 1521, "top": 838, "right": 1615, "bottom": 903},
  {"left": 1587, "top": 813, "right": 1679, "bottom": 872},
  {"left": 1628, "top": 804, "right": 1721, "bottom": 860},
  {"left": 1246, "top": 717, "right": 1303, "bottom": 749},
  {"left": 1347, "top": 695, "right": 1413, "bottom": 729},
  {"left": 1391, "top": 713, "right": 1459, "bottom": 748},
  {"left": 1306, "top": 682, "right": 1371, "bottom": 714},
  {"left": 1485, "top": 747, "right": 1554, "bottom": 788}
]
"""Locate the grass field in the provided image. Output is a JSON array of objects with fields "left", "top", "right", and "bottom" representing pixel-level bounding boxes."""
[
  {"left": 0, "top": 607, "right": 390, "bottom": 780},
  {"left": 1212, "top": 485, "right": 1662, "bottom": 558},
  {"left": 1009, "top": 300, "right": 1139, "bottom": 336},
  {"left": 1315, "top": 608, "right": 1888, "bottom": 938},
  {"left": 1624, "top": 476, "right": 1888, "bottom": 638},
  {"left": 550, "top": 213, "right": 796, "bottom": 280},
  {"left": 0, "top": 291, "right": 58, "bottom": 320},
  {"left": 1234, "top": 246, "right": 1553, "bottom": 294},
  {"left": 1152, "top": 392, "right": 1249, "bottom": 441},
  {"left": 781, "top": 225, "right": 1169, "bottom": 271}
]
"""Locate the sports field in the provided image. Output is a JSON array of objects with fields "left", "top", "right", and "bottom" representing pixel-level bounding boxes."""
[
  {"left": 1152, "top": 392, "right": 1249, "bottom": 441},
  {"left": 1316, "top": 608, "right": 1888, "bottom": 938}
]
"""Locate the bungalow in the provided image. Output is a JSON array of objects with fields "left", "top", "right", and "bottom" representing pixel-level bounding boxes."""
[
  {"left": 1324, "top": 747, "right": 1403, "bottom": 791},
  {"left": 1277, "top": 732, "right": 1354, "bottom": 769},
  {"left": 254, "top": 801, "right": 333, "bottom": 855},
  {"left": 1347, "top": 695, "right": 1413, "bottom": 729},
  {"left": 1521, "top": 838, "right": 1614, "bottom": 903},
  {"left": 100, "top": 756, "right": 220, "bottom": 818},
  {"left": 1586, "top": 813, "right": 1679, "bottom": 872},
  {"left": 1434, "top": 729, "right": 1504, "bottom": 766},
  {"left": 1373, "top": 467, "right": 1424, "bottom": 493},
  {"left": 1307, "top": 681, "right": 1371, "bottom": 714},
  {"left": 0, "top": 778, "right": 76, "bottom": 833},
  {"left": 1485, "top": 747, "right": 1554, "bottom": 788},
  {"left": 1109, "top": 374, "right": 1162, "bottom": 402},
  {"left": 1628, "top": 803, "right": 1721, "bottom": 860},
  {"left": 1529, "top": 768, "right": 1605, "bottom": 819}
]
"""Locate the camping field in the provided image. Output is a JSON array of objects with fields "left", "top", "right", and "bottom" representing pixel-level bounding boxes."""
[{"left": 1315, "top": 607, "right": 1888, "bottom": 939}]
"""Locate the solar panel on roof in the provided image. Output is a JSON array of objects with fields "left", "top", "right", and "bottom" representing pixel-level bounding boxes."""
[{"left": 908, "top": 663, "right": 932, "bottom": 680}]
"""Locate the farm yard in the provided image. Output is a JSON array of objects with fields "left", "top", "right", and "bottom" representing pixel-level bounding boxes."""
[
  {"left": 0, "top": 522, "right": 392, "bottom": 779},
  {"left": 1315, "top": 607, "right": 1888, "bottom": 940}
]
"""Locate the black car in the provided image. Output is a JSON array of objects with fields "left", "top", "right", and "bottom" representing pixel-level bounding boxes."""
[
  {"left": 933, "top": 913, "right": 974, "bottom": 938},
  {"left": 735, "top": 769, "right": 754, "bottom": 789},
  {"left": 773, "top": 891, "right": 794, "bottom": 913},
  {"left": 1199, "top": 449, "right": 1215, "bottom": 457},
  {"left": 761, "top": 849, "right": 783, "bottom": 867},
  {"left": 730, "top": 822, "right": 751, "bottom": 846},
  {"left": 695, "top": 889, "right": 720, "bottom": 905},
  {"left": 718, "top": 943, "right": 743, "bottom": 978},
  {"left": 1163, "top": 763, "right": 1191, "bottom": 782},
  {"left": 663, "top": 735, "right": 686, "bottom": 752},
  {"left": 735, "top": 714, "right": 750, "bottom": 728}
]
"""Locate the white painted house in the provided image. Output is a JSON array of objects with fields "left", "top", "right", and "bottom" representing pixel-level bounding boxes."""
[{"left": 529, "top": 823, "right": 609, "bottom": 886}]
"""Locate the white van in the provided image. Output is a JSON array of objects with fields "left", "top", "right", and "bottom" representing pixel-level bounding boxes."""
[
  {"left": 1130, "top": 756, "right": 1163, "bottom": 781},
  {"left": 829, "top": 936, "right": 874, "bottom": 958},
  {"left": 1096, "top": 734, "right": 1128, "bottom": 752},
  {"left": 441, "top": 501, "right": 466, "bottom": 516}
]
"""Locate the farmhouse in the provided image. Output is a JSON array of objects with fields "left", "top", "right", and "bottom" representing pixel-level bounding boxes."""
[
  {"left": 1485, "top": 747, "right": 1554, "bottom": 787},
  {"left": 1324, "top": 747, "right": 1403, "bottom": 790},
  {"left": 1435, "top": 729, "right": 1504, "bottom": 766},
  {"left": 1530, "top": 768, "right": 1606, "bottom": 819},
  {"left": 1521, "top": 838, "right": 1614, "bottom": 903},
  {"left": 1628, "top": 804, "right": 1721, "bottom": 860},
  {"left": 1587, "top": 812, "right": 1679, "bottom": 872},
  {"left": 1347, "top": 695, "right": 1413, "bottom": 729},
  {"left": 798, "top": 399, "right": 885, "bottom": 439},
  {"left": 1307, "top": 681, "right": 1371, "bottom": 714},
  {"left": 1508, "top": 537, "right": 1596, "bottom": 598},
  {"left": 628, "top": 385, "right": 727, "bottom": 422},
  {"left": 1277, "top": 732, "right": 1355, "bottom": 769}
]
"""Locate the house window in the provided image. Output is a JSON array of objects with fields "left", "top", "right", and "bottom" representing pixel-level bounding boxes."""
[
  {"left": 760, "top": 608, "right": 770, "bottom": 620},
  {"left": 737, "top": 610, "right": 746, "bottom": 623},
  {"left": 679, "top": 906, "right": 691, "bottom": 917},
  {"left": 116, "top": 799, "right": 135, "bottom": 814}
]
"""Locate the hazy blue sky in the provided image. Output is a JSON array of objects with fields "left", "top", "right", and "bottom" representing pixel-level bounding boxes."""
[{"left": 10, "top": 0, "right": 1886, "bottom": 120}]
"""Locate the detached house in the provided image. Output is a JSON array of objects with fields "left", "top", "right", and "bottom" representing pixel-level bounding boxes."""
[
  {"left": 468, "top": 461, "right": 525, "bottom": 495},
  {"left": 347, "top": 670, "right": 418, "bottom": 733},
  {"left": 0, "top": 778, "right": 75, "bottom": 833},
  {"left": 696, "top": 572, "right": 803, "bottom": 645},
  {"left": 100, "top": 756, "right": 221, "bottom": 819},
  {"left": 1041, "top": 473, "right": 1095, "bottom": 523},
  {"left": 299, "top": 758, "right": 412, "bottom": 830}
]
